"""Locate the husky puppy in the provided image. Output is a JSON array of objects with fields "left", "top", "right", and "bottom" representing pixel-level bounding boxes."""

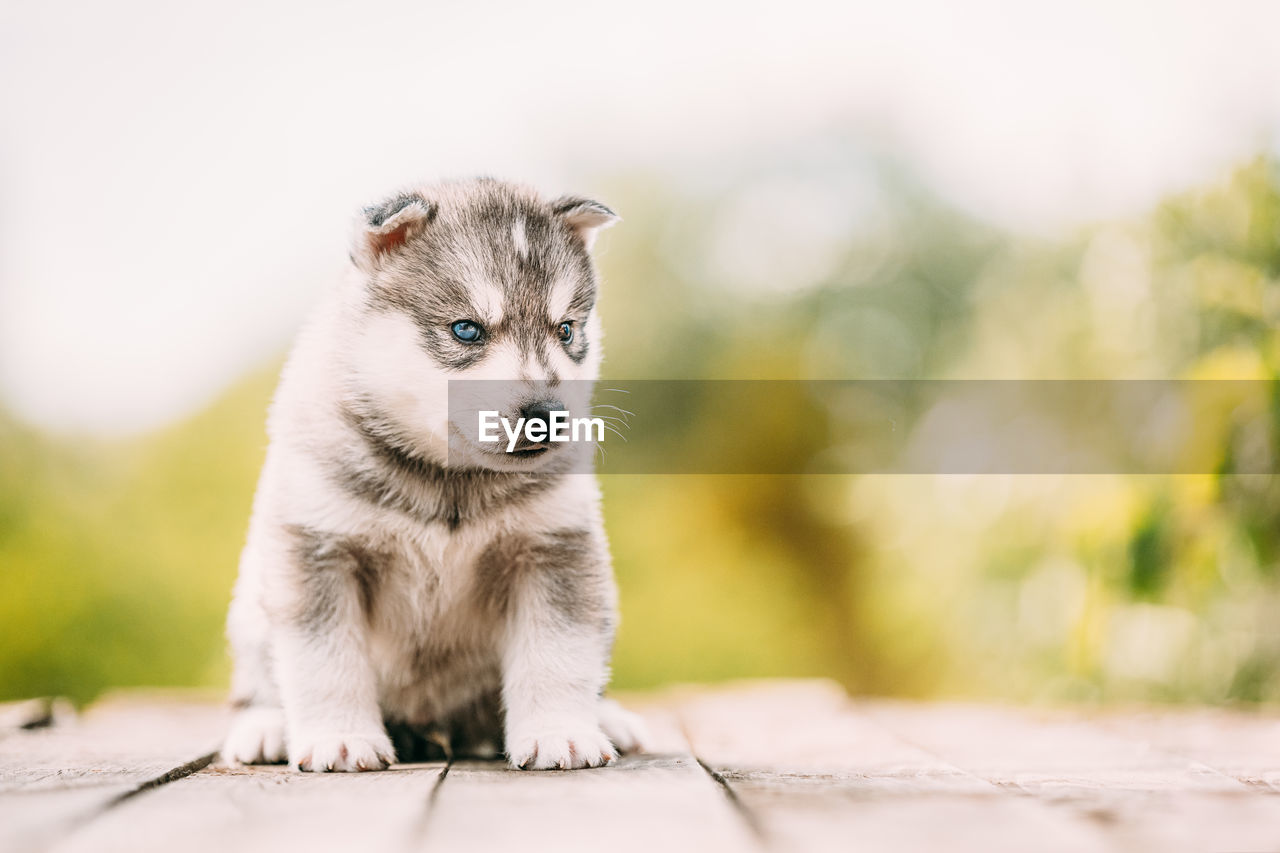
[{"left": 221, "top": 179, "right": 646, "bottom": 771}]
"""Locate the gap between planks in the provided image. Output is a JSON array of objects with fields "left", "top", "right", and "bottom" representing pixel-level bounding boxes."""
[{"left": 695, "top": 756, "right": 770, "bottom": 842}]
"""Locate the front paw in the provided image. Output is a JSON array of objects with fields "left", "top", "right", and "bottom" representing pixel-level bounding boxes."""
[
  {"left": 507, "top": 719, "right": 617, "bottom": 770},
  {"left": 291, "top": 729, "right": 395, "bottom": 772},
  {"left": 222, "top": 707, "right": 287, "bottom": 765}
]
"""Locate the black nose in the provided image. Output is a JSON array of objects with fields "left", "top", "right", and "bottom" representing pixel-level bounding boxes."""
[{"left": 519, "top": 399, "right": 564, "bottom": 437}]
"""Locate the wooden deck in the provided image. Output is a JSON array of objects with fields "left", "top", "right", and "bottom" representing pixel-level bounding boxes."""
[{"left": 3, "top": 680, "right": 1280, "bottom": 852}]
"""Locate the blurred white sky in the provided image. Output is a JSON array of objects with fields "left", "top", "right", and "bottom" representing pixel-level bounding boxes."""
[{"left": 1, "top": 0, "right": 1277, "bottom": 434}]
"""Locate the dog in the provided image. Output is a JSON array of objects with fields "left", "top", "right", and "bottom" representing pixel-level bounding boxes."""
[{"left": 220, "top": 178, "right": 647, "bottom": 771}]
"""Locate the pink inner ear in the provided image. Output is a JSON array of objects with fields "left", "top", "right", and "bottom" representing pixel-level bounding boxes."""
[{"left": 370, "top": 220, "right": 416, "bottom": 256}]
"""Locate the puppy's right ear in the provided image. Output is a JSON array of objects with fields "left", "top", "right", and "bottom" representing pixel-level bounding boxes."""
[{"left": 351, "top": 192, "right": 436, "bottom": 271}]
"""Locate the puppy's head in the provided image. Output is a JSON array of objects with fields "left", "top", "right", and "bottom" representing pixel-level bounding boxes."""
[{"left": 340, "top": 179, "right": 618, "bottom": 472}]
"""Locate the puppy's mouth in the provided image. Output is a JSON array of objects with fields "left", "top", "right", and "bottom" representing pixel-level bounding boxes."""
[
  {"left": 507, "top": 442, "right": 551, "bottom": 458},
  {"left": 445, "top": 420, "right": 565, "bottom": 470}
]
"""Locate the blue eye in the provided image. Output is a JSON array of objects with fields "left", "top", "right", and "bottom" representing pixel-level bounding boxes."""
[
  {"left": 451, "top": 320, "right": 483, "bottom": 343},
  {"left": 558, "top": 321, "right": 573, "bottom": 344}
]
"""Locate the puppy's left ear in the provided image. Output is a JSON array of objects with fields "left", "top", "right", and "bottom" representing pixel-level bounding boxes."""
[
  {"left": 352, "top": 192, "right": 436, "bottom": 271},
  {"left": 552, "top": 196, "right": 619, "bottom": 250}
]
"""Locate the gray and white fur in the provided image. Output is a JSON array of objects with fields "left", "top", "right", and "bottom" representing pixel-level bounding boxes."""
[{"left": 221, "top": 179, "right": 648, "bottom": 771}]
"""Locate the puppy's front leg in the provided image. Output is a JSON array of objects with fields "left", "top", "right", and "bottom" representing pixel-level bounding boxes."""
[
  {"left": 272, "top": 527, "right": 394, "bottom": 772},
  {"left": 500, "top": 529, "right": 617, "bottom": 770}
]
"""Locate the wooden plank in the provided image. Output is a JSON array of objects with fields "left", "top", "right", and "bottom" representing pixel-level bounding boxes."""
[
  {"left": 672, "top": 682, "right": 1113, "bottom": 852},
  {"left": 1059, "top": 791, "right": 1280, "bottom": 853},
  {"left": 863, "top": 702, "right": 1246, "bottom": 793},
  {"left": 673, "top": 680, "right": 988, "bottom": 792},
  {"left": 419, "top": 693, "right": 762, "bottom": 852},
  {"left": 865, "top": 701, "right": 1280, "bottom": 853},
  {"left": 722, "top": 788, "right": 1117, "bottom": 853},
  {"left": 0, "top": 691, "right": 227, "bottom": 852},
  {"left": 422, "top": 755, "right": 763, "bottom": 852},
  {"left": 1096, "top": 707, "right": 1280, "bottom": 791},
  {"left": 51, "top": 762, "right": 448, "bottom": 853}
]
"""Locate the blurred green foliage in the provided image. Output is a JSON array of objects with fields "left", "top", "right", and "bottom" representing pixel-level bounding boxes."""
[
  {"left": 0, "top": 372, "right": 273, "bottom": 704},
  {"left": 3, "top": 149, "right": 1280, "bottom": 706}
]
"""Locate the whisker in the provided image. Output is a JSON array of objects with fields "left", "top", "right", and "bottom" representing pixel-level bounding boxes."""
[
  {"left": 591, "top": 404, "right": 636, "bottom": 418},
  {"left": 589, "top": 412, "right": 631, "bottom": 425},
  {"left": 588, "top": 409, "right": 633, "bottom": 428}
]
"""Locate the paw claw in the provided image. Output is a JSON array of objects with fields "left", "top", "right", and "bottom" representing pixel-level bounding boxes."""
[
  {"left": 507, "top": 721, "right": 614, "bottom": 770},
  {"left": 290, "top": 731, "right": 394, "bottom": 773}
]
